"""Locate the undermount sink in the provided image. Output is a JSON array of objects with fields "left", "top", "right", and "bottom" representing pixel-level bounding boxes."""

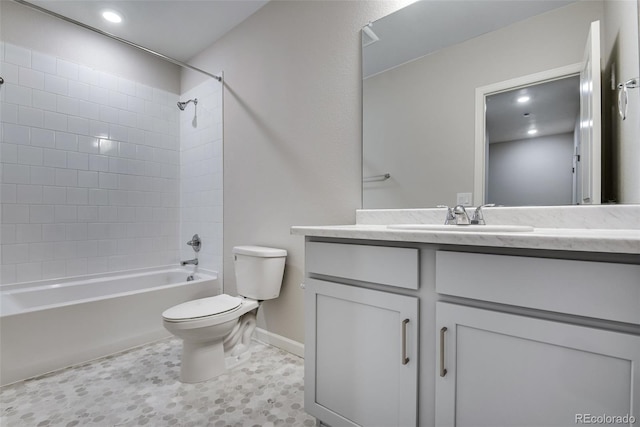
[{"left": 387, "top": 224, "right": 535, "bottom": 233}]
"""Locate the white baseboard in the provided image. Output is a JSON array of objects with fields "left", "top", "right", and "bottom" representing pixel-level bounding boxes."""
[{"left": 254, "top": 327, "right": 304, "bottom": 358}]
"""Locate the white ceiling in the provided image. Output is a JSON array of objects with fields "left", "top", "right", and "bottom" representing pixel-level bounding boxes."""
[
  {"left": 486, "top": 75, "right": 580, "bottom": 144},
  {"left": 27, "top": 0, "right": 269, "bottom": 62}
]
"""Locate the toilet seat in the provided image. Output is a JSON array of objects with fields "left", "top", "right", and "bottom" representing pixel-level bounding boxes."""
[{"left": 163, "top": 294, "right": 242, "bottom": 322}]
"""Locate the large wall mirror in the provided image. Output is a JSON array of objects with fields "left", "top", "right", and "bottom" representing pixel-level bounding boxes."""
[{"left": 362, "top": 0, "right": 640, "bottom": 209}]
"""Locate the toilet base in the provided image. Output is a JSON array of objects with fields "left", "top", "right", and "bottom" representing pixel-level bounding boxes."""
[{"left": 179, "top": 340, "right": 226, "bottom": 383}]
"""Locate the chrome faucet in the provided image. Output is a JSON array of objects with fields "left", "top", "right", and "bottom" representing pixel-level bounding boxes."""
[
  {"left": 470, "top": 204, "right": 495, "bottom": 225},
  {"left": 452, "top": 205, "right": 470, "bottom": 225},
  {"left": 181, "top": 258, "right": 199, "bottom": 266},
  {"left": 181, "top": 233, "right": 201, "bottom": 266}
]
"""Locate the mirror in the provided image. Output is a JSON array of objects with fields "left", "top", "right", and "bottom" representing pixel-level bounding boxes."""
[{"left": 362, "top": 0, "right": 640, "bottom": 208}]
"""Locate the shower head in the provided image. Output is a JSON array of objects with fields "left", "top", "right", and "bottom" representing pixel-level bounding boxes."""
[{"left": 177, "top": 98, "right": 198, "bottom": 110}]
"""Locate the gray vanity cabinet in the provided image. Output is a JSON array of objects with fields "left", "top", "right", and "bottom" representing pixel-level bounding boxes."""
[
  {"left": 303, "top": 241, "right": 420, "bottom": 427},
  {"left": 435, "top": 251, "right": 640, "bottom": 427}
]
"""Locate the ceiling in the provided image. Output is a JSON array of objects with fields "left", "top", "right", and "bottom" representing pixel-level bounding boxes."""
[
  {"left": 486, "top": 75, "right": 580, "bottom": 144},
  {"left": 27, "top": 0, "right": 269, "bottom": 62}
]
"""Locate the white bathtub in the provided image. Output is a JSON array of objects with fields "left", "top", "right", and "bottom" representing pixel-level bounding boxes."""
[{"left": 0, "top": 267, "right": 219, "bottom": 386}]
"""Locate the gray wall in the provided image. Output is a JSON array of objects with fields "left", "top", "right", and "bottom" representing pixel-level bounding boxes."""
[
  {"left": 182, "top": 1, "right": 414, "bottom": 344},
  {"left": 487, "top": 133, "right": 574, "bottom": 206}
]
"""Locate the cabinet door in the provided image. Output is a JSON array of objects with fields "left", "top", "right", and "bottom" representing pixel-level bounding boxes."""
[
  {"left": 305, "top": 278, "right": 419, "bottom": 427},
  {"left": 435, "top": 302, "right": 640, "bottom": 427}
]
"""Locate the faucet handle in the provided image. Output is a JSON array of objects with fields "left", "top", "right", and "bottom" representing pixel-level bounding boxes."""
[
  {"left": 437, "top": 205, "right": 456, "bottom": 225},
  {"left": 187, "top": 234, "right": 201, "bottom": 252},
  {"left": 471, "top": 204, "right": 495, "bottom": 225}
]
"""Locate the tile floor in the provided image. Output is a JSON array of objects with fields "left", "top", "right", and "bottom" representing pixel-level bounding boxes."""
[{"left": 0, "top": 338, "right": 317, "bottom": 426}]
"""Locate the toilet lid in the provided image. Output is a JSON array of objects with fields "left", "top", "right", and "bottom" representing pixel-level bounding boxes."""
[{"left": 162, "top": 294, "right": 242, "bottom": 321}]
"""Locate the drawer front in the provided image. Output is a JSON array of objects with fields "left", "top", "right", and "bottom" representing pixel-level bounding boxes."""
[
  {"left": 306, "top": 241, "right": 419, "bottom": 290},
  {"left": 436, "top": 251, "right": 640, "bottom": 324}
]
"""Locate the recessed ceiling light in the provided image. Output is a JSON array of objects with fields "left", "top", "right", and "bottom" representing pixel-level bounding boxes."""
[
  {"left": 517, "top": 96, "right": 530, "bottom": 103},
  {"left": 102, "top": 10, "right": 122, "bottom": 23},
  {"left": 527, "top": 129, "right": 538, "bottom": 135}
]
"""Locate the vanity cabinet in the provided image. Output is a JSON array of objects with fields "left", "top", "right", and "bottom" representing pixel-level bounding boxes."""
[
  {"left": 435, "top": 251, "right": 640, "bottom": 427},
  {"left": 435, "top": 302, "right": 640, "bottom": 427},
  {"left": 304, "top": 242, "right": 420, "bottom": 427}
]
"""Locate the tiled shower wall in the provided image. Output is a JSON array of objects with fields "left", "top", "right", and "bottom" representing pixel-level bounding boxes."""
[
  {"left": 0, "top": 42, "right": 181, "bottom": 284},
  {"left": 179, "top": 79, "right": 223, "bottom": 275}
]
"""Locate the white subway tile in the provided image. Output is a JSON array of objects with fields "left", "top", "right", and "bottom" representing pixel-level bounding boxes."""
[
  {"left": 2, "top": 203, "right": 29, "bottom": 223},
  {"left": 29, "top": 205, "right": 54, "bottom": 223},
  {"left": 68, "top": 80, "right": 90, "bottom": 101},
  {"left": 4, "top": 44, "right": 31, "bottom": 67},
  {"left": 42, "top": 224, "right": 66, "bottom": 242},
  {"left": 31, "top": 51, "right": 56, "bottom": 74},
  {"left": 44, "top": 111, "right": 68, "bottom": 131},
  {"left": 98, "top": 206, "right": 118, "bottom": 222},
  {"left": 117, "top": 206, "right": 136, "bottom": 222},
  {"left": 2, "top": 163, "right": 30, "bottom": 184},
  {"left": 99, "top": 105, "right": 119, "bottom": 123},
  {"left": 98, "top": 72, "right": 118, "bottom": 91},
  {"left": 97, "top": 239, "right": 118, "bottom": 256},
  {"left": 55, "top": 169, "right": 78, "bottom": 186},
  {"left": 3, "top": 83, "right": 32, "bottom": 107},
  {"left": 135, "top": 144, "right": 154, "bottom": 161},
  {"left": 55, "top": 132, "right": 78, "bottom": 151},
  {"left": 2, "top": 123, "right": 30, "bottom": 145},
  {"left": 29, "top": 242, "right": 55, "bottom": 261},
  {"left": 18, "top": 106, "right": 44, "bottom": 127},
  {"left": 16, "top": 224, "right": 42, "bottom": 243},
  {"left": 66, "top": 187, "right": 88, "bottom": 205},
  {"left": 1, "top": 61, "right": 20, "bottom": 83},
  {"left": 98, "top": 172, "right": 118, "bottom": 189},
  {"left": 1, "top": 224, "right": 17, "bottom": 244},
  {"left": 1, "top": 183, "right": 17, "bottom": 203},
  {"left": 56, "top": 96, "right": 79, "bottom": 116},
  {"left": 66, "top": 223, "right": 87, "bottom": 240},
  {"left": 78, "top": 170, "right": 98, "bottom": 188},
  {"left": 44, "top": 74, "right": 68, "bottom": 96},
  {"left": 52, "top": 241, "right": 76, "bottom": 260},
  {"left": 67, "top": 151, "right": 89, "bottom": 170},
  {"left": 17, "top": 145, "right": 43, "bottom": 165},
  {"left": 77, "top": 206, "right": 98, "bottom": 221},
  {"left": 89, "top": 120, "right": 109, "bottom": 138},
  {"left": 67, "top": 116, "right": 90, "bottom": 135},
  {"left": 108, "top": 90, "right": 128, "bottom": 109},
  {"left": 98, "top": 139, "right": 117, "bottom": 156},
  {"left": 86, "top": 257, "right": 108, "bottom": 274},
  {"left": 32, "top": 89, "right": 57, "bottom": 111},
  {"left": 118, "top": 110, "right": 137, "bottom": 128},
  {"left": 1, "top": 102, "right": 19, "bottom": 124},
  {"left": 16, "top": 184, "right": 43, "bottom": 204},
  {"left": 77, "top": 100, "right": 100, "bottom": 120},
  {"left": 43, "top": 148, "right": 66, "bottom": 168},
  {"left": 108, "top": 157, "right": 125, "bottom": 174},
  {"left": 66, "top": 258, "right": 87, "bottom": 277},
  {"left": 42, "top": 185, "right": 66, "bottom": 204},
  {"left": 30, "top": 166, "right": 55, "bottom": 185},
  {"left": 118, "top": 141, "right": 136, "bottom": 158},
  {"left": 126, "top": 96, "right": 146, "bottom": 114},
  {"left": 19, "top": 67, "right": 44, "bottom": 90},
  {"left": 128, "top": 128, "right": 145, "bottom": 144},
  {"left": 89, "top": 155, "right": 109, "bottom": 172},
  {"left": 78, "top": 136, "right": 99, "bottom": 154},
  {"left": 109, "top": 190, "right": 128, "bottom": 206},
  {"left": 41, "top": 260, "right": 66, "bottom": 279},
  {"left": 30, "top": 128, "right": 55, "bottom": 148},
  {"left": 76, "top": 240, "right": 97, "bottom": 257},
  {"left": 136, "top": 83, "right": 154, "bottom": 101},
  {"left": 1, "top": 143, "right": 18, "bottom": 164},
  {"left": 54, "top": 205, "right": 77, "bottom": 222},
  {"left": 88, "top": 188, "right": 109, "bottom": 205},
  {"left": 78, "top": 65, "right": 99, "bottom": 86},
  {"left": 56, "top": 59, "right": 79, "bottom": 80},
  {"left": 88, "top": 223, "right": 110, "bottom": 240},
  {"left": 109, "top": 124, "right": 128, "bottom": 142},
  {"left": 117, "top": 77, "right": 137, "bottom": 96},
  {"left": 15, "top": 261, "right": 42, "bottom": 282}
]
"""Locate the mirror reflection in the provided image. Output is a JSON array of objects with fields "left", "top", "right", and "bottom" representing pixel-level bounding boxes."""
[{"left": 362, "top": 0, "right": 640, "bottom": 209}]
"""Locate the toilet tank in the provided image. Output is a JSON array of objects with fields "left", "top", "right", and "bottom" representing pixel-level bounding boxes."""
[{"left": 233, "top": 246, "right": 287, "bottom": 300}]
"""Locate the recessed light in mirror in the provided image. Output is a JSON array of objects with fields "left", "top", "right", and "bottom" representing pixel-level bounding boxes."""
[
  {"left": 102, "top": 10, "right": 122, "bottom": 23},
  {"left": 527, "top": 129, "right": 538, "bottom": 135},
  {"left": 517, "top": 96, "right": 530, "bottom": 103}
]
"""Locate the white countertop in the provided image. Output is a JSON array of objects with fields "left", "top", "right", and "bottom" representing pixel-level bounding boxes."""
[{"left": 291, "top": 224, "right": 640, "bottom": 254}]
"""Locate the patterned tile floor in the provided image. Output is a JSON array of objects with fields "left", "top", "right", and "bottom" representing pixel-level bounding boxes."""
[{"left": 0, "top": 338, "right": 317, "bottom": 426}]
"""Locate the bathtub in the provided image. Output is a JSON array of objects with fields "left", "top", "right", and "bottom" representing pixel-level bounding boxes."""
[{"left": 0, "top": 267, "right": 219, "bottom": 386}]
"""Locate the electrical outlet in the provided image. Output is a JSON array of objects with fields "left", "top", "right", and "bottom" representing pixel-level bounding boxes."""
[{"left": 456, "top": 192, "right": 472, "bottom": 206}]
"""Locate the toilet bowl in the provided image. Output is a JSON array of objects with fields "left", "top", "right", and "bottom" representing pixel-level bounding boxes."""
[{"left": 162, "top": 245, "right": 286, "bottom": 383}]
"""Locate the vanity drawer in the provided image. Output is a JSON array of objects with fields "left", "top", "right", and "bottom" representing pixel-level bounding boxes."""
[
  {"left": 306, "top": 241, "right": 419, "bottom": 290},
  {"left": 436, "top": 251, "right": 640, "bottom": 324}
]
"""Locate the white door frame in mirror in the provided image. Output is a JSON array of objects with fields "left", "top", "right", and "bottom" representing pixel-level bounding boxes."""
[{"left": 474, "top": 63, "right": 583, "bottom": 206}]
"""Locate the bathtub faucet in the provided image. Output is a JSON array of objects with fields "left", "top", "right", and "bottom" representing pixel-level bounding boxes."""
[{"left": 181, "top": 258, "right": 199, "bottom": 266}]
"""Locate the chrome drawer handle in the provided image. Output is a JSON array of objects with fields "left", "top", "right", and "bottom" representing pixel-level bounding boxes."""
[{"left": 402, "top": 319, "right": 410, "bottom": 365}]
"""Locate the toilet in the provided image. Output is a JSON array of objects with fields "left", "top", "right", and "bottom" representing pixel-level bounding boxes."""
[{"left": 162, "top": 245, "right": 287, "bottom": 383}]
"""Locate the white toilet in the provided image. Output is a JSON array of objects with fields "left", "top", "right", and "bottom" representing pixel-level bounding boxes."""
[{"left": 162, "top": 245, "right": 287, "bottom": 383}]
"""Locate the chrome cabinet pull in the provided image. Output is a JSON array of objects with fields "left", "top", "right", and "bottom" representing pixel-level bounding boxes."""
[
  {"left": 402, "top": 319, "right": 410, "bottom": 365},
  {"left": 440, "top": 327, "right": 448, "bottom": 377}
]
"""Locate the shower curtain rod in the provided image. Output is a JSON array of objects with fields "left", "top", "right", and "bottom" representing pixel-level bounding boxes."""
[{"left": 11, "top": 0, "right": 223, "bottom": 82}]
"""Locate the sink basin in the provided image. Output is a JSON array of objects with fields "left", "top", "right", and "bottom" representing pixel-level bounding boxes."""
[{"left": 387, "top": 224, "right": 534, "bottom": 233}]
